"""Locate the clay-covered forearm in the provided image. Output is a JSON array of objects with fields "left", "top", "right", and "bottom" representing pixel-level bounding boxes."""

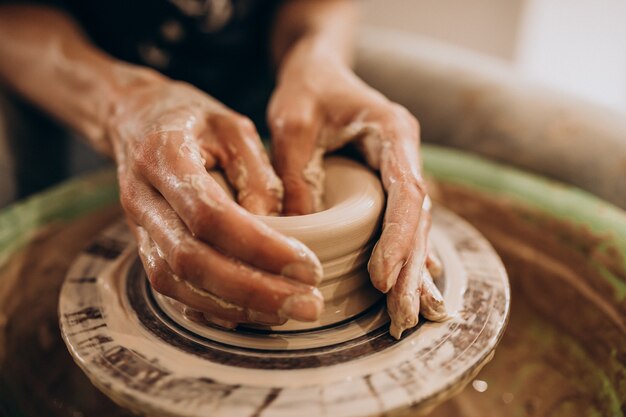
[
  {"left": 271, "top": 0, "right": 357, "bottom": 72},
  {"left": 0, "top": 4, "right": 163, "bottom": 157}
]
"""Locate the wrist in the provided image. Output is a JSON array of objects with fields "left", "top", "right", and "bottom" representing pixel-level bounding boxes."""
[
  {"left": 102, "top": 63, "right": 168, "bottom": 156},
  {"left": 277, "top": 33, "right": 350, "bottom": 83}
]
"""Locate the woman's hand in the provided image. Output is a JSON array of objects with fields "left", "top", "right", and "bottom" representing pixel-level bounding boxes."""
[
  {"left": 0, "top": 5, "right": 325, "bottom": 329},
  {"left": 268, "top": 37, "right": 447, "bottom": 339},
  {"left": 109, "top": 77, "right": 324, "bottom": 328}
]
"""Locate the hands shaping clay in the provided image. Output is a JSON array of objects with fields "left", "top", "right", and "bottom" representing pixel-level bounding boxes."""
[
  {"left": 167, "top": 157, "right": 384, "bottom": 331},
  {"left": 155, "top": 157, "right": 447, "bottom": 338},
  {"left": 163, "top": 156, "right": 446, "bottom": 334}
]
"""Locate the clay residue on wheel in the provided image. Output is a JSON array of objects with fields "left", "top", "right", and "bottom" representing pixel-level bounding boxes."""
[{"left": 428, "top": 181, "right": 625, "bottom": 417}]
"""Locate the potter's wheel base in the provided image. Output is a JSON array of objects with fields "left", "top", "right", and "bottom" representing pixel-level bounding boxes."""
[{"left": 59, "top": 206, "right": 510, "bottom": 417}]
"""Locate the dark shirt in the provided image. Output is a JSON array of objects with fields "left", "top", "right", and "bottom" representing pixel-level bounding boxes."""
[
  {"left": 2, "top": 0, "right": 283, "bottom": 198},
  {"left": 37, "top": 0, "right": 283, "bottom": 128}
]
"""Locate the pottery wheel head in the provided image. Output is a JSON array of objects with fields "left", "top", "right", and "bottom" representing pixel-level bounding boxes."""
[{"left": 59, "top": 158, "right": 510, "bottom": 417}]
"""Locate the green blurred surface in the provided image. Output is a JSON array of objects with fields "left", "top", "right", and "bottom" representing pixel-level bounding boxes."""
[{"left": 0, "top": 170, "right": 118, "bottom": 269}]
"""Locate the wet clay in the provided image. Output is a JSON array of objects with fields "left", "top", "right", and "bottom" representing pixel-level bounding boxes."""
[{"left": 1, "top": 182, "right": 624, "bottom": 416}]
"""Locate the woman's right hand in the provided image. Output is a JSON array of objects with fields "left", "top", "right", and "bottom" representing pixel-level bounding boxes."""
[
  {"left": 108, "top": 77, "right": 324, "bottom": 328},
  {"left": 0, "top": 5, "right": 323, "bottom": 328}
]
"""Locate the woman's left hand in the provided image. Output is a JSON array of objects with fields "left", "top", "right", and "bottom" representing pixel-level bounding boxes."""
[{"left": 268, "top": 39, "right": 448, "bottom": 339}]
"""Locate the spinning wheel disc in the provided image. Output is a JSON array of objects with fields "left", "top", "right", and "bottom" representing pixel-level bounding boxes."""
[{"left": 59, "top": 206, "right": 509, "bottom": 417}]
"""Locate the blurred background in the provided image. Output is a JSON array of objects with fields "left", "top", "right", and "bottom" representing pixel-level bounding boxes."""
[
  {"left": 361, "top": 0, "right": 626, "bottom": 113},
  {"left": 1, "top": 0, "right": 624, "bottom": 208}
]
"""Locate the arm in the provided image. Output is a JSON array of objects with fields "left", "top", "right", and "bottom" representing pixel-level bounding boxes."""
[
  {"left": 271, "top": 0, "right": 356, "bottom": 66},
  {"left": 0, "top": 5, "right": 153, "bottom": 156},
  {"left": 0, "top": 5, "right": 324, "bottom": 326},
  {"left": 269, "top": 0, "right": 447, "bottom": 338}
]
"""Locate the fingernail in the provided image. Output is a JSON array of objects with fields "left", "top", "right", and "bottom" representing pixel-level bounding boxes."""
[
  {"left": 281, "top": 291, "right": 324, "bottom": 322},
  {"left": 426, "top": 298, "right": 447, "bottom": 321},
  {"left": 367, "top": 244, "right": 381, "bottom": 282},
  {"left": 431, "top": 288, "right": 448, "bottom": 319},
  {"left": 427, "top": 254, "right": 444, "bottom": 279},
  {"left": 389, "top": 315, "right": 419, "bottom": 340},
  {"left": 423, "top": 303, "right": 447, "bottom": 322},
  {"left": 429, "top": 281, "right": 444, "bottom": 303},
  {"left": 389, "top": 322, "right": 404, "bottom": 340},
  {"left": 284, "top": 238, "right": 323, "bottom": 285},
  {"left": 388, "top": 293, "right": 419, "bottom": 340},
  {"left": 282, "top": 261, "right": 323, "bottom": 285},
  {"left": 420, "top": 280, "right": 448, "bottom": 321},
  {"left": 434, "top": 300, "right": 448, "bottom": 319},
  {"left": 385, "top": 261, "right": 404, "bottom": 293}
]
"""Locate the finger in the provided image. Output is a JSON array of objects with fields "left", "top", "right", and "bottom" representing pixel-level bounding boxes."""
[
  {"left": 120, "top": 177, "right": 324, "bottom": 321},
  {"left": 268, "top": 95, "right": 324, "bottom": 214},
  {"left": 129, "top": 218, "right": 247, "bottom": 323},
  {"left": 366, "top": 106, "right": 425, "bottom": 293},
  {"left": 386, "top": 201, "right": 430, "bottom": 339},
  {"left": 419, "top": 269, "right": 447, "bottom": 321},
  {"left": 130, "top": 218, "right": 289, "bottom": 326},
  {"left": 387, "top": 272, "right": 421, "bottom": 340},
  {"left": 426, "top": 250, "right": 444, "bottom": 280},
  {"left": 133, "top": 131, "right": 322, "bottom": 285},
  {"left": 208, "top": 114, "right": 284, "bottom": 215}
]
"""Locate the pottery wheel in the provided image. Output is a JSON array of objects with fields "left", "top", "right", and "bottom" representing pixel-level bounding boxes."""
[{"left": 59, "top": 206, "right": 509, "bottom": 417}]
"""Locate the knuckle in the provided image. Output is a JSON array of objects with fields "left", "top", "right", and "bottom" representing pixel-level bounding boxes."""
[
  {"left": 387, "top": 103, "right": 420, "bottom": 133},
  {"left": 266, "top": 102, "right": 280, "bottom": 126},
  {"left": 267, "top": 111, "right": 284, "bottom": 133},
  {"left": 131, "top": 136, "right": 159, "bottom": 173},
  {"left": 119, "top": 185, "right": 139, "bottom": 217},
  {"left": 232, "top": 115, "right": 256, "bottom": 135},
  {"left": 387, "top": 178, "right": 427, "bottom": 217},
  {"left": 284, "top": 115, "right": 312, "bottom": 136},
  {"left": 270, "top": 110, "right": 315, "bottom": 140}
]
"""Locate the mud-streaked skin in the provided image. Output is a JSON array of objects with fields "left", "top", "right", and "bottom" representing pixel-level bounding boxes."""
[
  {"left": 0, "top": 1, "right": 446, "bottom": 334},
  {"left": 269, "top": 1, "right": 447, "bottom": 335},
  {"left": 386, "top": 198, "right": 447, "bottom": 339}
]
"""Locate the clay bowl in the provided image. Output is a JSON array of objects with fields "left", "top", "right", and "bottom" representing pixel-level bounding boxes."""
[
  {"left": 160, "top": 156, "right": 385, "bottom": 331},
  {"left": 257, "top": 157, "right": 386, "bottom": 329}
]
